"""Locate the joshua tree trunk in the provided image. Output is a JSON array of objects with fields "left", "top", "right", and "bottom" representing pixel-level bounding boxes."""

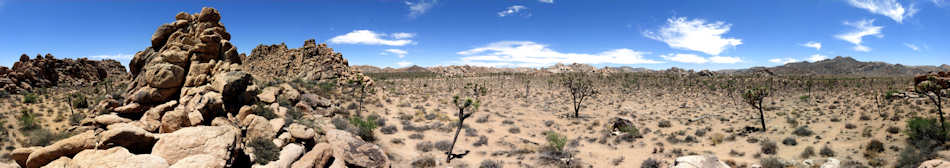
[
  {"left": 930, "top": 95, "right": 945, "bottom": 131},
  {"left": 357, "top": 85, "right": 365, "bottom": 117},
  {"left": 758, "top": 101, "right": 766, "bottom": 132},
  {"left": 446, "top": 110, "right": 463, "bottom": 162}
]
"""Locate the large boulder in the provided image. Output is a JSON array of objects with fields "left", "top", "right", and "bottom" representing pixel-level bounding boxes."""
[
  {"left": 151, "top": 126, "right": 239, "bottom": 165},
  {"left": 673, "top": 155, "right": 731, "bottom": 168},
  {"left": 25, "top": 131, "right": 97, "bottom": 168},
  {"left": 99, "top": 124, "right": 160, "bottom": 154},
  {"left": 263, "top": 143, "right": 304, "bottom": 168},
  {"left": 168, "top": 154, "right": 225, "bottom": 168},
  {"left": 10, "top": 147, "right": 40, "bottom": 167},
  {"left": 919, "top": 159, "right": 950, "bottom": 168},
  {"left": 326, "top": 129, "right": 390, "bottom": 168},
  {"left": 290, "top": 143, "right": 334, "bottom": 168},
  {"left": 68, "top": 147, "right": 169, "bottom": 168},
  {"left": 241, "top": 114, "right": 276, "bottom": 141},
  {"left": 286, "top": 123, "right": 315, "bottom": 140}
]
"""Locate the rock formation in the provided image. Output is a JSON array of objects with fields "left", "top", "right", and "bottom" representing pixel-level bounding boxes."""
[
  {"left": 0, "top": 54, "right": 128, "bottom": 93},
  {"left": 243, "top": 40, "right": 371, "bottom": 85}
]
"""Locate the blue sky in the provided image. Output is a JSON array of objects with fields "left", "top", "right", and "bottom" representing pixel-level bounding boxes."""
[{"left": 0, "top": 0, "right": 947, "bottom": 70}]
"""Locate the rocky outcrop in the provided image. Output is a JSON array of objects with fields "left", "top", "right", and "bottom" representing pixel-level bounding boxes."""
[
  {"left": 243, "top": 39, "right": 371, "bottom": 86},
  {"left": 151, "top": 126, "right": 239, "bottom": 165},
  {"left": 326, "top": 129, "right": 390, "bottom": 168},
  {"left": 0, "top": 54, "right": 128, "bottom": 93},
  {"left": 66, "top": 147, "right": 169, "bottom": 168}
]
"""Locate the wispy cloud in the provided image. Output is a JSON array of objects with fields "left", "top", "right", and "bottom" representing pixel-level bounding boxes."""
[
  {"left": 329, "top": 30, "right": 415, "bottom": 46},
  {"left": 406, "top": 0, "right": 437, "bottom": 18},
  {"left": 808, "top": 54, "right": 828, "bottom": 62},
  {"left": 904, "top": 43, "right": 920, "bottom": 51},
  {"left": 801, "top": 41, "right": 822, "bottom": 50},
  {"left": 382, "top": 49, "right": 408, "bottom": 58},
  {"left": 498, "top": 5, "right": 530, "bottom": 17},
  {"left": 539, "top": 0, "right": 553, "bottom": 3},
  {"left": 847, "top": 0, "right": 917, "bottom": 23},
  {"left": 644, "top": 17, "right": 742, "bottom": 56},
  {"left": 769, "top": 58, "right": 800, "bottom": 64},
  {"left": 89, "top": 53, "right": 134, "bottom": 60},
  {"left": 935, "top": 0, "right": 946, "bottom": 7},
  {"left": 456, "top": 41, "right": 662, "bottom": 67},
  {"left": 396, "top": 61, "right": 413, "bottom": 67},
  {"left": 835, "top": 19, "right": 883, "bottom": 52},
  {"left": 659, "top": 53, "right": 742, "bottom": 64}
]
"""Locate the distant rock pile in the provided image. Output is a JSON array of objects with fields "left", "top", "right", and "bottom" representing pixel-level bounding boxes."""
[
  {"left": 243, "top": 40, "right": 371, "bottom": 85},
  {"left": 0, "top": 54, "right": 128, "bottom": 93}
]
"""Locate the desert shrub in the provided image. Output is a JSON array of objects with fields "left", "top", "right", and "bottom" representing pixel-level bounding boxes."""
[
  {"left": 884, "top": 90, "right": 900, "bottom": 99},
  {"left": 897, "top": 143, "right": 933, "bottom": 168},
  {"left": 820, "top": 146, "right": 835, "bottom": 157},
  {"left": 887, "top": 126, "right": 900, "bottom": 134},
  {"left": 709, "top": 133, "right": 725, "bottom": 145},
  {"left": 845, "top": 123, "right": 856, "bottom": 129},
  {"left": 792, "top": 126, "right": 813, "bottom": 136},
  {"left": 254, "top": 104, "right": 277, "bottom": 120},
  {"left": 841, "top": 160, "right": 868, "bottom": 168},
  {"left": 248, "top": 137, "right": 279, "bottom": 164},
  {"left": 415, "top": 141, "right": 433, "bottom": 152},
  {"left": 641, "top": 158, "right": 661, "bottom": 168},
  {"left": 866, "top": 139, "right": 885, "bottom": 153},
  {"left": 479, "top": 160, "right": 503, "bottom": 168},
  {"left": 349, "top": 115, "right": 379, "bottom": 142},
  {"left": 693, "top": 128, "right": 706, "bottom": 137},
  {"left": 782, "top": 137, "right": 797, "bottom": 146},
  {"left": 409, "top": 133, "right": 424, "bottom": 139},
  {"left": 24, "top": 128, "right": 71, "bottom": 146},
  {"left": 18, "top": 109, "right": 38, "bottom": 131},
  {"left": 760, "top": 140, "right": 778, "bottom": 155},
  {"left": 905, "top": 117, "right": 949, "bottom": 143},
  {"left": 473, "top": 135, "right": 488, "bottom": 147},
  {"left": 508, "top": 127, "right": 520, "bottom": 134},
  {"left": 760, "top": 157, "right": 785, "bottom": 168},
  {"left": 545, "top": 131, "right": 567, "bottom": 151},
  {"left": 800, "top": 146, "right": 815, "bottom": 158},
  {"left": 434, "top": 140, "right": 453, "bottom": 152},
  {"left": 658, "top": 120, "right": 671, "bottom": 128},
  {"left": 411, "top": 156, "right": 437, "bottom": 168},
  {"left": 786, "top": 117, "right": 799, "bottom": 127},
  {"left": 380, "top": 125, "right": 397, "bottom": 134},
  {"left": 22, "top": 93, "right": 38, "bottom": 104},
  {"left": 0, "top": 90, "right": 9, "bottom": 98},
  {"left": 69, "top": 93, "right": 89, "bottom": 109},
  {"left": 69, "top": 113, "right": 86, "bottom": 126},
  {"left": 620, "top": 125, "right": 640, "bottom": 137}
]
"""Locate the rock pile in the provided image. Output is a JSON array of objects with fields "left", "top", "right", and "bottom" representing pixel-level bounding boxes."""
[
  {"left": 0, "top": 54, "right": 128, "bottom": 93},
  {"left": 8, "top": 7, "right": 390, "bottom": 168},
  {"left": 243, "top": 40, "right": 371, "bottom": 85}
]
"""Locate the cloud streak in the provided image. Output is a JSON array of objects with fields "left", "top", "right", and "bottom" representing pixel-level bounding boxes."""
[
  {"left": 847, "top": 0, "right": 917, "bottom": 23},
  {"left": 660, "top": 53, "right": 742, "bottom": 64},
  {"left": 329, "top": 30, "right": 415, "bottom": 46},
  {"left": 406, "top": 0, "right": 437, "bottom": 18},
  {"left": 382, "top": 49, "right": 408, "bottom": 58},
  {"left": 498, "top": 5, "right": 529, "bottom": 17},
  {"left": 802, "top": 41, "right": 822, "bottom": 50},
  {"left": 456, "top": 41, "right": 662, "bottom": 67},
  {"left": 835, "top": 19, "right": 883, "bottom": 52}
]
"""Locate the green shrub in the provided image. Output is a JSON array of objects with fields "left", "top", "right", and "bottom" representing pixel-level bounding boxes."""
[
  {"left": 641, "top": 158, "right": 661, "bottom": 168},
  {"left": 761, "top": 140, "right": 778, "bottom": 155},
  {"left": 18, "top": 109, "right": 38, "bottom": 131},
  {"left": 820, "top": 145, "right": 835, "bottom": 157},
  {"left": 884, "top": 90, "right": 900, "bottom": 99},
  {"left": 22, "top": 93, "right": 39, "bottom": 104},
  {"left": 866, "top": 139, "right": 885, "bottom": 153},
  {"left": 248, "top": 137, "right": 279, "bottom": 164},
  {"left": 620, "top": 125, "right": 640, "bottom": 137},
  {"left": 905, "top": 117, "right": 949, "bottom": 143},
  {"left": 349, "top": 115, "right": 379, "bottom": 142},
  {"left": 800, "top": 146, "right": 815, "bottom": 158},
  {"left": 545, "top": 130, "right": 567, "bottom": 151},
  {"left": 760, "top": 157, "right": 785, "bottom": 168},
  {"left": 24, "top": 128, "right": 71, "bottom": 146},
  {"left": 69, "top": 93, "right": 89, "bottom": 109},
  {"left": 792, "top": 126, "right": 813, "bottom": 137},
  {"left": 254, "top": 104, "right": 278, "bottom": 120},
  {"left": 0, "top": 90, "right": 9, "bottom": 98}
]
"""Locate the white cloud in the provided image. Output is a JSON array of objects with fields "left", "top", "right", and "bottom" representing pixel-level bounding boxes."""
[
  {"left": 808, "top": 54, "right": 828, "bottom": 62},
  {"left": 539, "top": 0, "right": 554, "bottom": 3},
  {"left": 847, "top": 0, "right": 917, "bottom": 23},
  {"left": 802, "top": 41, "right": 822, "bottom": 50},
  {"left": 835, "top": 19, "right": 883, "bottom": 52},
  {"left": 406, "top": 0, "right": 437, "bottom": 18},
  {"left": 935, "top": 0, "right": 946, "bottom": 7},
  {"left": 391, "top": 33, "right": 415, "bottom": 39},
  {"left": 769, "top": 58, "right": 800, "bottom": 64},
  {"left": 396, "top": 61, "right": 413, "bottom": 67},
  {"left": 498, "top": 5, "right": 529, "bottom": 17},
  {"left": 382, "top": 49, "right": 408, "bottom": 58},
  {"left": 456, "top": 41, "right": 663, "bottom": 67},
  {"left": 709, "top": 56, "right": 742, "bottom": 64},
  {"left": 660, "top": 53, "right": 707, "bottom": 64},
  {"left": 329, "top": 30, "right": 415, "bottom": 46},
  {"left": 904, "top": 43, "right": 920, "bottom": 51},
  {"left": 89, "top": 54, "right": 133, "bottom": 60},
  {"left": 644, "top": 17, "right": 742, "bottom": 55}
]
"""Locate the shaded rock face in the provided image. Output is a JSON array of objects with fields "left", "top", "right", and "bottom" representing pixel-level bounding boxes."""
[
  {"left": 0, "top": 54, "right": 128, "bottom": 93},
  {"left": 243, "top": 39, "right": 371, "bottom": 85},
  {"left": 117, "top": 7, "right": 254, "bottom": 120}
]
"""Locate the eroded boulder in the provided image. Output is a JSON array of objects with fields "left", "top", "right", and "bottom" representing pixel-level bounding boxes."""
[
  {"left": 326, "top": 129, "right": 390, "bottom": 168},
  {"left": 151, "top": 126, "right": 239, "bottom": 165}
]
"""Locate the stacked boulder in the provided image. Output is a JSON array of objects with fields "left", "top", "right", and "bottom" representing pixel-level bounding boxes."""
[
  {"left": 0, "top": 54, "right": 128, "bottom": 93},
  {"left": 243, "top": 39, "right": 372, "bottom": 86},
  {"left": 8, "top": 7, "right": 390, "bottom": 168}
]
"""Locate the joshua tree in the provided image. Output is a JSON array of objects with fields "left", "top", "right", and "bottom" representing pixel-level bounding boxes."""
[
  {"left": 743, "top": 86, "right": 770, "bottom": 131},
  {"left": 560, "top": 72, "right": 598, "bottom": 118},
  {"left": 445, "top": 95, "right": 478, "bottom": 163},
  {"left": 347, "top": 74, "right": 370, "bottom": 117},
  {"left": 914, "top": 75, "right": 948, "bottom": 130}
]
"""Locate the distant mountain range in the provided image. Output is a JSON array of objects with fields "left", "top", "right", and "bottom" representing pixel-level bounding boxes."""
[{"left": 355, "top": 56, "right": 949, "bottom": 76}]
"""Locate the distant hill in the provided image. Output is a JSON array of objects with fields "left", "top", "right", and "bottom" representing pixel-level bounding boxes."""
[{"left": 734, "top": 56, "right": 950, "bottom": 76}]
